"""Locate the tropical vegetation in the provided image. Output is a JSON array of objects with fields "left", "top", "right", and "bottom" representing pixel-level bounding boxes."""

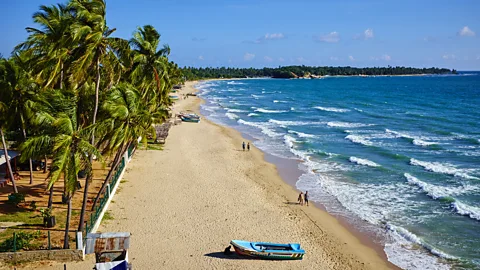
[
  {"left": 182, "top": 65, "right": 455, "bottom": 79},
  {"left": 0, "top": 0, "right": 183, "bottom": 249}
]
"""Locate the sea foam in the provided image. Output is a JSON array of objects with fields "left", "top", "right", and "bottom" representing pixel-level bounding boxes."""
[
  {"left": 225, "top": 113, "right": 239, "bottom": 120},
  {"left": 349, "top": 157, "right": 380, "bottom": 167},
  {"left": 409, "top": 158, "right": 479, "bottom": 180},
  {"left": 314, "top": 106, "right": 350, "bottom": 112},
  {"left": 288, "top": 130, "right": 317, "bottom": 138},
  {"left": 345, "top": 135, "right": 374, "bottom": 146},
  {"left": 227, "top": 109, "right": 248, "bottom": 113},
  {"left": 452, "top": 201, "right": 480, "bottom": 221},
  {"left": 255, "top": 108, "right": 288, "bottom": 113},
  {"left": 327, "top": 122, "right": 375, "bottom": 128},
  {"left": 237, "top": 119, "right": 282, "bottom": 138}
]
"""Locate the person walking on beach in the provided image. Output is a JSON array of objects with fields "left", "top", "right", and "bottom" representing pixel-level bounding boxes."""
[
  {"left": 297, "top": 192, "right": 304, "bottom": 206},
  {"left": 304, "top": 191, "right": 309, "bottom": 206},
  {"left": 247, "top": 142, "right": 250, "bottom": 151},
  {"left": 242, "top": 141, "right": 246, "bottom": 151}
]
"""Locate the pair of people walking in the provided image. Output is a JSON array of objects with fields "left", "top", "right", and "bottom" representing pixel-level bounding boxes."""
[
  {"left": 242, "top": 141, "right": 250, "bottom": 151},
  {"left": 297, "top": 191, "right": 309, "bottom": 206}
]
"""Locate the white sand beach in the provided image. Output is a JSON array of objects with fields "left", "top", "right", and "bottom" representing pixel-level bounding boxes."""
[{"left": 23, "top": 81, "right": 394, "bottom": 270}]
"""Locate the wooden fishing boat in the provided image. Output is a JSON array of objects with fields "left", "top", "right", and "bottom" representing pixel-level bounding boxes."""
[
  {"left": 230, "top": 240, "right": 305, "bottom": 260},
  {"left": 180, "top": 115, "right": 200, "bottom": 122}
]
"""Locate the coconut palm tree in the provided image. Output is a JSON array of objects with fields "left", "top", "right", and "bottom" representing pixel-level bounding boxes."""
[
  {"left": 20, "top": 88, "right": 101, "bottom": 248},
  {"left": 68, "top": 0, "right": 128, "bottom": 133},
  {"left": 0, "top": 55, "right": 41, "bottom": 184},
  {"left": 0, "top": 58, "right": 20, "bottom": 193},
  {"left": 89, "top": 83, "right": 168, "bottom": 212},
  {"left": 129, "top": 25, "right": 171, "bottom": 105},
  {"left": 15, "top": 3, "right": 73, "bottom": 90}
]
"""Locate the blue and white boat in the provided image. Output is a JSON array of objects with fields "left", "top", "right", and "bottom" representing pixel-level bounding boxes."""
[{"left": 230, "top": 240, "right": 305, "bottom": 260}]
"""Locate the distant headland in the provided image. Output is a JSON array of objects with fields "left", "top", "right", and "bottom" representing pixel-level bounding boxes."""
[{"left": 182, "top": 65, "right": 456, "bottom": 80}]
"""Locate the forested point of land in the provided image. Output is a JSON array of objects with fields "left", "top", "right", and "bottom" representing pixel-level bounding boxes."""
[{"left": 182, "top": 66, "right": 456, "bottom": 80}]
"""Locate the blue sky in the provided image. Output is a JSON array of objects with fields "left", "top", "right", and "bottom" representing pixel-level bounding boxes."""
[{"left": 1, "top": 0, "right": 479, "bottom": 70}]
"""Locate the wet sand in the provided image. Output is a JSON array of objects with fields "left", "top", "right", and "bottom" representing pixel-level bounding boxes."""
[{"left": 19, "top": 81, "right": 394, "bottom": 270}]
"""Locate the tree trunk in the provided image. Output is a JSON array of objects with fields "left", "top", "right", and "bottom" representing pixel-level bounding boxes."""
[
  {"left": 1, "top": 128, "right": 18, "bottom": 193},
  {"left": 47, "top": 182, "right": 54, "bottom": 210},
  {"left": 20, "top": 114, "right": 34, "bottom": 184},
  {"left": 63, "top": 196, "right": 72, "bottom": 249},
  {"left": 90, "top": 143, "right": 128, "bottom": 211},
  {"left": 78, "top": 165, "right": 91, "bottom": 232},
  {"left": 153, "top": 67, "right": 162, "bottom": 93},
  {"left": 78, "top": 58, "right": 101, "bottom": 231},
  {"left": 44, "top": 155, "right": 48, "bottom": 173}
]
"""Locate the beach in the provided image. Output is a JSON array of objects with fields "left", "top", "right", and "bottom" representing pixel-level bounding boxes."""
[{"left": 26, "top": 81, "right": 394, "bottom": 270}]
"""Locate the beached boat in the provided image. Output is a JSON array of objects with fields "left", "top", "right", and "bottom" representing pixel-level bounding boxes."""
[
  {"left": 180, "top": 115, "right": 200, "bottom": 122},
  {"left": 230, "top": 240, "right": 305, "bottom": 260},
  {"left": 179, "top": 111, "right": 200, "bottom": 122}
]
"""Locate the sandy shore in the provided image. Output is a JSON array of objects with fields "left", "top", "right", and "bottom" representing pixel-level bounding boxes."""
[{"left": 20, "top": 81, "right": 394, "bottom": 270}]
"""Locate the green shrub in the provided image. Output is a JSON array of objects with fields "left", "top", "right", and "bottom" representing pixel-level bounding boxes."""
[
  {"left": 0, "top": 231, "right": 41, "bottom": 252},
  {"left": 7, "top": 193, "right": 25, "bottom": 207}
]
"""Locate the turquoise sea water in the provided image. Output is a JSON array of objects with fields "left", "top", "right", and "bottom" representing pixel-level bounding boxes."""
[{"left": 196, "top": 73, "right": 480, "bottom": 270}]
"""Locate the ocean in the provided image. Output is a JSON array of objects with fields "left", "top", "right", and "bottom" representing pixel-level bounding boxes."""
[{"left": 195, "top": 73, "right": 480, "bottom": 270}]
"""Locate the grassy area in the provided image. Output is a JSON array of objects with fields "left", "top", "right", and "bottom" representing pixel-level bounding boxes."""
[
  {"left": 0, "top": 210, "right": 41, "bottom": 224},
  {"left": 102, "top": 211, "right": 114, "bottom": 223}
]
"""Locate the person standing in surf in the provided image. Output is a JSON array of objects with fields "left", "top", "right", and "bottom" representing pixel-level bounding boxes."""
[
  {"left": 297, "top": 192, "right": 304, "bottom": 206},
  {"left": 304, "top": 191, "right": 309, "bottom": 206},
  {"left": 242, "top": 141, "right": 246, "bottom": 151},
  {"left": 247, "top": 142, "right": 250, "bottom": 151}
]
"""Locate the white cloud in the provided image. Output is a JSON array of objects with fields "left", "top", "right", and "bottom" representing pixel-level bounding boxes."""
[
  {"left": 364, "top": 28, "right": 374, "bottom": 39},
  {"left": 264, "top": 33, "right": 284, "bottom": 40},
  {"left": 330, "top": 56, "right": 339, "bottom": 61},
  {"left": 264, "top": 56, "right": 273, "bottom": 62},
  {"left": 316, "top": 32, "right": 340, "bottom": 43},
  {"left": 381, "top": 54, "right": 391, "bottom": 61},
  {"left": 442, "top": 54, "right": 456, "bottom": 60},
  {"left": 244, "top": 52, "right": 255, "bottom": 61},
  {"left": 354, "top": 28, "right": 374, "bottom": 40},
  {"left": 349, "top": 55, "right": 355, "bottom": 61},
  {"left": 198, "top": 55, "right": 204, "bottom": 60},
  {"left": 458, "top": 26, "right": 475, "bottom": 37},
  {"left": 250, "top": 33, "right": 285, "bottom": 44},
  {"left": 278, "top": 57, "right": 285, "bottom": 62}
]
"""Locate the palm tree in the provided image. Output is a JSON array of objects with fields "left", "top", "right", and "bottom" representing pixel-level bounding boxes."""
[
  {"left": 89, "top": 83, "right": 168, "bottom": 212},
  {"left": 0, "top": 58, "right": 20, "bottom": 193},
  {"left": 20, "top": 88, "right": 101, "bottom": 248},
  {"left": 0, "top": 55, "right": 40, "bottom": 184},
  {"left": 15, "top": 4, "right": 73, "bottom": 90},
  {"left": 67, "top": 0, "right": 130, "bottom": 233},
  {"left": 129, "top": 25, "right": 171, "bottom": 105}
]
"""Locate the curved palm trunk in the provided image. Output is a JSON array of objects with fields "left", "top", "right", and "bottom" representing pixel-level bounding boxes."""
[
  {"left": 63, "top": 196, "right": 72, "bottom": 249},
  {"left": 44, "top": 155, "right": 48, "bottom": 173},
  {"left": 78, "top": 59, "right": 101, "bottom": 232},
  {"left": 47, "top": 183, "right": 54, "bottom": 209},
  {"left": 20, "top": 115, "right": 34, "bottom": 184},
  {"left": 78, "top": 165, "right": 91, "bottom": 232},
  {"left": 90, "top": 142, "right": 128, "bottom": 211},
  {"left": 153, "top": 67, "right": 162, "bottom": 93},
  {"left": 1, "top": 128, "right": 18, "bottom": 193}
]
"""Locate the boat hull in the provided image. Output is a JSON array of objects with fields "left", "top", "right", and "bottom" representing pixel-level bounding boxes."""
[
  {"left": 180, "top": 116, "right": 200, "bottom": 123},
  {"left": 230, "top": 240, "right": 304, "bottom": 260}
]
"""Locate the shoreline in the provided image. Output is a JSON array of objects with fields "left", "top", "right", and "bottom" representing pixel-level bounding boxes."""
[
  {"left": 27, "top": 80, "right": 396, "bottom": 269},
  {"left": 188, "top": 80, "right": 397, "bottom": 269}
]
